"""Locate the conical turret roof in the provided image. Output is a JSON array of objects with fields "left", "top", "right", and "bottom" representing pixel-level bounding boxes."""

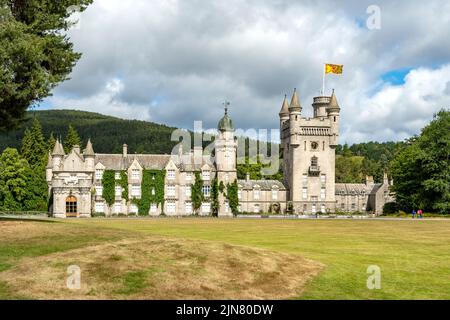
[
  {"left": 84, "top": 139, "right": 95, "bottom": 156},
  {"left": 327, "top": 89, "right": 341, "bottom": 112},
  {"left": 279, "top": 95, "right": 289, "bottom": 117},
  {"left": 218, "top": 104, "right": 234, "bottom": 132},
  {"left": 289, "top": 88, "right": 301, "bottom": 111},
  {"left": 52, "top": 139, "right": 65, "bottom": 156}
]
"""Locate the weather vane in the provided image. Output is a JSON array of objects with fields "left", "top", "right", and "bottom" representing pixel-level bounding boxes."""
[{"left": 223, "top": 101, "right": 230, "bottom": 115}]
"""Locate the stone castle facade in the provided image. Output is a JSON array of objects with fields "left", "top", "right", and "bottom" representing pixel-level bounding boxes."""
[{"left": 46, "top": 90, "right": 393, "bottom": 218}]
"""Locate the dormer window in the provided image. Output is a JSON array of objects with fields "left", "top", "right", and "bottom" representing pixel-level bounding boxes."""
[
  {"left": 202, "top": 170, "right": 211, "bottom": 181},
  {"left": 167, "top": 170, "right": 176, "bottom": 180},
  {"left": 95, "top": 169, "right": 104, "bottom": 180},
  {"left": 131, "top": 169, "right": 140, "bottom": 180}
]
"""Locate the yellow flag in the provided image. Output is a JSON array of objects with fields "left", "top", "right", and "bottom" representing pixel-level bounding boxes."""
[{"left": 325, "top": 64, "right": 343, "bottom": 74}]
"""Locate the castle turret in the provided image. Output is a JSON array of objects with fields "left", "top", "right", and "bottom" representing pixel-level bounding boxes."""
[
  {"left": 46, "top": 151, "right": 53, "bottom": 184},
  {"left": 279, "top": 94, "right": 289, "bottom": 130},
  {"left": 326, "top": 89, "right": 341, "bottom": 147},
  {"left": 289, "top": 89, "right": 301, "bottom": 146},
  {"left": 51, "top": 139, "right": 65, "bottom": 170},
  {"left": 216, "top": 104, "right": 237, "bottom": 217},
  {"left": 84, "top": 139, "right": 95, "bottom": 171}
]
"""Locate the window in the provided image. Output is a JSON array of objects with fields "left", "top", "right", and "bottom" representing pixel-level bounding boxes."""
[
  {"left": 253, "top": 187, "right": 260, "bottom": 200},
  {"left": 253, "top": 204, "right": 260, "bottom": 213},
  {"left": 311, "top": 156, "right": 318, "bottom": 169},
  {"left": 115, "top": 186, "right": 122, "bottom": 197},
  {"left": 303, "top": 204, "right": 308, "bottom": 213},
  {"left": 320, "top": 187, "right": 326, "bottom": 200},
  {"left": 96, "top": 186, "right": 103, "bottom": 196},
  {"left": 202, "top": 185, "right": 211, "bottom": 197},
  {"left": 185, "top": 172, "right": 192, "bottom": 181},
  {"left": 95, "top": 202, "right": 104, "bottom": 213},
  {"left": 302, "top": 174, "right": 308, "bottom": 184},
  {"left": 66, "top": 196, "right": 77, "bottom": 214},
  {"left": 95, "top": 169, "right": 104, "bottom": 180},
  {"left": 202, "top": 171, "right": 211, "bottom": 181},
  {"left": 351, "top": 203, "right": 356, "bottom": 210},
  {"left": 238, "top": 189, "right": 242, "bottom": 200},
  {"left": 151, "top": 188, "right": 155, "bottom": 196},
  {"left": 185, "top": 202, "right": 193, "bottom": 214},
  {"left": 185, "top": 186, "right": 191, "bottom": 198},
  {"left": 272, "top": 189, "right": 278, "bottom": 200},
  {"left": 311, "top": 196, "right": 318, "bottom": 202},
  {"left": 202, "top": 202, "right": 211, "bottom": 214},
  {"left": 166, "top": 202, "right": 176, "bottom": 213},
  {"left": 225, "top": 201, "right": 229, "bottom": 213},
  {"left": 130, "top": 204, "right": 138, "bottom": 214},
  {"left": 115, "top": 172, "right": 121, "bottom": 180},
  {"left": 167, "top": 185, "right": 176, "bottom": 197},
  {"left": 302, "top": 187, "right": 308, "bottom": 200},
  {"left": 150, "top": 203, "right": 158, "bottom": 213},
  {"left": 321, "top": 204, "right": 326, "bottom": 213},
  {"left": 131, "top": 185, "right": 141, "bottom": 198},
  {"left": 311, "top": 204, "right": 317, "bottom": 214},
  {"left": 167, "top": 170, "right": 176, "bottom": 180},
  {"left": 341, "top": 203, "right": 345, "bottom": 209},
  {"left": 320, "top": 174, "right": 326, "bottom": 183},
  {"left": 131, "top": 169, "right": 140, "bottom": 180},
  {"left": 114, "top": 202, "right": 121, "bottom": 214}
]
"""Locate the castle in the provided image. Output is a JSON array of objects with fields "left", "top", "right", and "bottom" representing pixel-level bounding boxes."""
[{"left": 46, "top": 90, "right": 393, "bottom": 218}]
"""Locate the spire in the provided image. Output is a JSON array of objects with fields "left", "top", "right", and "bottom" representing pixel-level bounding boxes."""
[
  {"left": 84, "top": 138, "right": 95, "bottom": 156},
  {"left": 289, "top": 88, "right": 301, "bottom": 112},
  {"left": 52, "top": 139, "right": 65, "bottom": 156},
  {"left": 279, "top": 94, "right": 289, "bottom": 117},
  {"left": 328, "top": 89, "right": 340, "bottom": 110}
]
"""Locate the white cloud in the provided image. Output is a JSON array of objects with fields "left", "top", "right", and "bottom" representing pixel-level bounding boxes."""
[{"left": 44, "top": 0, "right": 450, "bottom": 143}]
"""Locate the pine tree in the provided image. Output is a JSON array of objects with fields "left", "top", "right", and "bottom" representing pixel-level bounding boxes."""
[
  {"left": 47, "top": 132, "right": 56, "bottom": 152},
  {"left": 21, "top": 118, "right": 47, "bottom": 167},
  {"left": 0, "top": 148, "right": 29, "bottom": 211},
  {"left": 64, "top": 125, "right": 81, "bottom": 153}
]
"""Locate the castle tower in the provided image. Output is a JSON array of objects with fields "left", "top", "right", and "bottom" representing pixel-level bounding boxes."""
[
  {"left": 51, "top": 139, "right": 65, "bottom": 171},
  {"left": 280, "top": 89, "right": 340, "bottom": 214},
  {"left": 216, "top": 104, "right": 237, "bottom": 216}
]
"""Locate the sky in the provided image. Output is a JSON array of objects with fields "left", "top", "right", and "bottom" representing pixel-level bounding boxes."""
[{"left": 42, "top": 0, "right": 450, "bottom": 144}]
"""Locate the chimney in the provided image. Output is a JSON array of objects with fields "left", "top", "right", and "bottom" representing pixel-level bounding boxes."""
[
  {"left": 383, "top": 172, "right": 389, "bottom": 185},
  {"left": 73, "top": 145, "right": 80, "bottom": 154},
  {"left": 366, "top": 175, "right": 374, "bottom": 186},
  {"left": 123, "top": 144, "right": 128, "bottom": 157}
]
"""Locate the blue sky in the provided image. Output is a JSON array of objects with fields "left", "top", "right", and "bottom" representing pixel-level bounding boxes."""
[{"left": 43, "top": 0, "right": 450, "bottom": 144}]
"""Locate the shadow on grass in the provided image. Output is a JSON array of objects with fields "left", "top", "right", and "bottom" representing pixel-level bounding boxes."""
[{"left": 0, "top": 217, "right": 58, "bottom": 224}]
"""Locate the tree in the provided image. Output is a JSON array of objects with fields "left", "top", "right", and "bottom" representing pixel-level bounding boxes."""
[
  {"left": 391, "top": 110, "right": 450, "bottom": 213},
  {"left": 20, "top": 118, "right": 47, "bottom": 166},
  {"left": 0, "top": 0, "right": 93, "bottom": 131},
  {"left": 64, "top": 125, "right": 81, "bottom": 153},
  {"left": 47, "top": 132, "right": 56, "bottom": 152},
  {"left": 0, "top": 148, "right": 29, "bottom": 211},
  {"left": 211, "top": 177, "right": 219, "bottom": 217}
]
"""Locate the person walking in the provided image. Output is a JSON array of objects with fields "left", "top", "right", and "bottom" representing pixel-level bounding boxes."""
[
  {"left": 418, "top": 209, "right": 423, "bottom": 219},
  {"left": 412, "top": 209, "right": 416, "bottom": 219}
]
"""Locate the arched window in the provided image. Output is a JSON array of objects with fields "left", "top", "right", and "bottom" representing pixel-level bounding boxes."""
[{"left": 66, "top": 196, "right": 77, "bottom": 216}]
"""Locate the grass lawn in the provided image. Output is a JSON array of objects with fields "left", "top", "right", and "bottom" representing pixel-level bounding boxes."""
[{"left": 1, "top": 217, "right": 449, "bottom": 299}]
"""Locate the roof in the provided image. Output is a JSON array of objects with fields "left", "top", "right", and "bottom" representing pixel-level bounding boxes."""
[
  {"left": 218, "top": 110, "right": 234, "bottom": 132},
  {"left": 84, "top": 139, "right": 95, "bottom": 156},
  {"left": 335, "top": 183, "right": 382, "bottom": 195},
  {"left": 238, "top": 179, "right": 287, "bottom": 190},
  {"left": 95, "top": 154, "right": 171, "bottom": 171},
  {"left": 327, "top": 89, "right": 340, "bottom": 112},
  {"left": 52, "top": 140, "right": 65, "bottom": 156},
  {"left": 279, "top": 95, "right": 289, "bottom": 116},
  {"left": 289, "top": 88, "right": 301, "bottom": 111}
]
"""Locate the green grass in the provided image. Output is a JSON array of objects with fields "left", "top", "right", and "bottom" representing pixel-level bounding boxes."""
[
  {"left": 69, "top": 218, "right": 450, "bottom": 300},
  {"left": 1, "top": 218, "right": 449, "bottom": 299}
]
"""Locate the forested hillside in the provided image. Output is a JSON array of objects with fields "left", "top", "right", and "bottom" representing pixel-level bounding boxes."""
[{"left": 0, "top": 110, "right": 179, "bottom": 154}]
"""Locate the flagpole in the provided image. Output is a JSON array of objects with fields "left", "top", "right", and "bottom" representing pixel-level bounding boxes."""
[{"left": 322, "top": 64, "right": 326, "bottom": 96}]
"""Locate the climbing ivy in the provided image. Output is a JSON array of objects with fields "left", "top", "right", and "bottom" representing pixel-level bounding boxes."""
[
  {"left": 192, "top": 171, "right": 204, "bottom": 215},
  {"left": 211, "top": 177, "right": 220, "bottom": 217},
  {"left": 135, "top": 169, "right": 166, "bottom": 216},
  {"left": 226, "top": 180, "right": 239, "bottom": 216},
  {"left": 119, "top": 171, "right": 128, "bottom": 200},
  {"left": 102, "top": 170, "right": 115, "bottom": 207}
]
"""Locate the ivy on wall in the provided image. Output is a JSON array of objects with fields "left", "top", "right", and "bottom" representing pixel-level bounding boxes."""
[
  {"left": 119, "top": 171, "right": 128, "bottom": 200},
  {"left": 135, "top": 169, "right": 166, "bottom": 215},
  {"left": 192, "top": 171, "right": 204, "bottom": 215},
  {"left": 226, "top": 180, "right": 239, "bottom": 216},
  {"left": 211, "top": 177, "right": 219, "bottom": 217},
  {"left": 102, "top": 170, "right": 115, "bottom": 206}
]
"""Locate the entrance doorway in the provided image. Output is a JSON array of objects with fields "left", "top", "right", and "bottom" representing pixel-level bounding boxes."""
[{"left": 66, "top": 196, "right": 78, "bottom": 218}]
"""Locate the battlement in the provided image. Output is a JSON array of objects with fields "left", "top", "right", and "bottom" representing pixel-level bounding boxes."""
[{"left": 313, "top": 96, "right": 331, "bottom": 104}]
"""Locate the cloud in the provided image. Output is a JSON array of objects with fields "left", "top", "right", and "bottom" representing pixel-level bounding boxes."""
[{"left": 44, "top": 0, "right": 450, "bottom": 143}]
